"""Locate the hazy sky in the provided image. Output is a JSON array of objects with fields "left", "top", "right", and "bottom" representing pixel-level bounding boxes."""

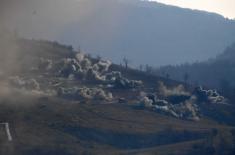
[{"left": 150, "top": 0, "right": 235, "bottom": 19}]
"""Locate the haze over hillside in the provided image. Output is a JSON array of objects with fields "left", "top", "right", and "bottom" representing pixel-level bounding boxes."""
[
  {"left": 156, "top": 42, "right": 235, "bottom": 102},
  {"left": 2, "top": 0, "right": 235, "bottom": 66},
  {"left": 0, "top": 37, "right": 235, "bottom": 155},
  {"left": 2, "top": 1, "right": 235, "bottom": 155}
]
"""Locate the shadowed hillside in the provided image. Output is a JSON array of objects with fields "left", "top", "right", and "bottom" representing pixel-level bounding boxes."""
[
  {"left": 155, "top": 43, "right": 235, "bottom": 103},
  {"left": 0, "top": 38, "right": 235, "bottom": 155},
  {"left": 3, "top": 0, "right": 235, "bottom": 66}
]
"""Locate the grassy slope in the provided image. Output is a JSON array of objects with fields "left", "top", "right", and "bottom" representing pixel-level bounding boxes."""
[
  {"left": 0, "top": 39, "right": 234, "bottom": 155},
  {"left": 0, "top": 93, "right": 233, "bottom": 155}
]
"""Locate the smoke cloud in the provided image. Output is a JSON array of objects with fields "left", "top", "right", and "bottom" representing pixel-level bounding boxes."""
[{"left": 158, "top": 81, "right": 190, "bottom": 97}]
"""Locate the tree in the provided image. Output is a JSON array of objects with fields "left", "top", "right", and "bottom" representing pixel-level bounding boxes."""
[
  {"left": 160, "top": 70, "right": 166, "bottom": 76},
  {"left": 77, "top": 46, "right": 81, "bottom": 53},
  {"left": 123, "top": 57, "right": 130, "bottom": 69},
  {"left": 183, "top": 72, "right": 189, "bottom": 84},
  {"left": 145, "top": 64, "right": 153, "bottom": 74},
  {"left": 219, "top": 79, "right": 230, "bottom": 93},
  {"left": 139, "top": 64, "right": 143, "bottom": 71},
  {"left": 219, "top": 78, "right": 231, "bottom": 99},
  {"left": 166, "top": 73, "right": 170, "bottom": 79}
]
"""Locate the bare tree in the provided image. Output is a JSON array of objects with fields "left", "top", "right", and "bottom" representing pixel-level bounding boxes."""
[
  {"left": 77, "top": 46, "right": 81, "bottom": 53},
  {"left": 123, "top": 57, "right": 130, "bottom": 69},
  {"left": 166, "top": 73, "right": 170, "bottom": 79},
  {"left": 145, "top": 64, "right": 153, "bottom": 74},
  {"left": 183, "top": 72, "right": 189, "bottom": 84},
  {"left": 161, "top": 70, "right": 166, "bottom": 77},
  {"left": 139, "top": 64, "right": 143, "bottom": 71}
]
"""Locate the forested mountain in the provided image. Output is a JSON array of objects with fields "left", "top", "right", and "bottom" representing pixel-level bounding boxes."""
[{"left": 4, "top": 0, "right": 235, "bottom": 66}]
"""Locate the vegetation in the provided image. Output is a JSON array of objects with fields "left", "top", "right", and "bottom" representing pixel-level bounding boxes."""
[
  {"left": 155, "top": 43, "right": 235, "bottom": 103},
  {"left": 0, "top": 38, "right": 235, "bottom": 155}
]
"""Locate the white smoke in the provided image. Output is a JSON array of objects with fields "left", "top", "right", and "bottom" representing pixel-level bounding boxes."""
[
  {"left": 57, "top": 86, "right": 113, "bottom": 101},
  {"left": 158, "top": 81, "right": 190, "bottom": 97}
]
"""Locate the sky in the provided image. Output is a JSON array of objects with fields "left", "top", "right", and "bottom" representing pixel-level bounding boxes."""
[{"left": 149, "top": 0, "right": 235, "bottom": 19}]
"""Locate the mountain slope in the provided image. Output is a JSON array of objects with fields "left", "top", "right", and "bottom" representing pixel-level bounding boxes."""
[
  {"left": 0, "top": 38, "right": 235, "bottom": 155},
  {"left": 4, "top": 0, "right": 235, "bottom": 66},
  {"left": 155, "top": 43, "right": 235, "bottom": 101}
]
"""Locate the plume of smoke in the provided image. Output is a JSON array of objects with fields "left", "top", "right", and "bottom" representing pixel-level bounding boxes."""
[
  {"left": 80, "top": 58, "right": 92, "bottom": 71},
  {"left": 138, "top": 82, "right": 200, "bottom": 121},
  {"left": 86, "top": 68, "right": 106, "bottom": 82},
  {"left": 158, "top": 81, "right": 190, "bottom": 97},
  {"left": 140, "top": 96, "right": 153, "bottom": 107},
  {"left": 194, "top": 86, "right": 227, "bottom": 104},
  {"left": 0, "top": 32, "right": 21, "bottom": 75},
  {"left": 57, "top": 86, "right": 113, "bottom": 101},
  {"left": 75, "top": 52, "right": 85, "bottom": 62},
  {"left": 8, "top": 76, "right": 40, "bottom": 90},
  {"left": 93, "top": 60, "right": 112, "bottom": 73},
  {"left": 0, "top": 26, "right": 28, "bottom": 102},
  {"left": 39, "top": 58, "right": 53, "bottom": 71}
]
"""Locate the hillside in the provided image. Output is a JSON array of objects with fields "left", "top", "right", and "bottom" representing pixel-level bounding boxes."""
[
  {"left": 3, "top": 0, "right": 235, "bottom": 66},
  {"left": 155, "top": 43, "right": 235, "bottom": 102},
  {"left": 0, "top": 38, "right": 235, "bottom": 155}
]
